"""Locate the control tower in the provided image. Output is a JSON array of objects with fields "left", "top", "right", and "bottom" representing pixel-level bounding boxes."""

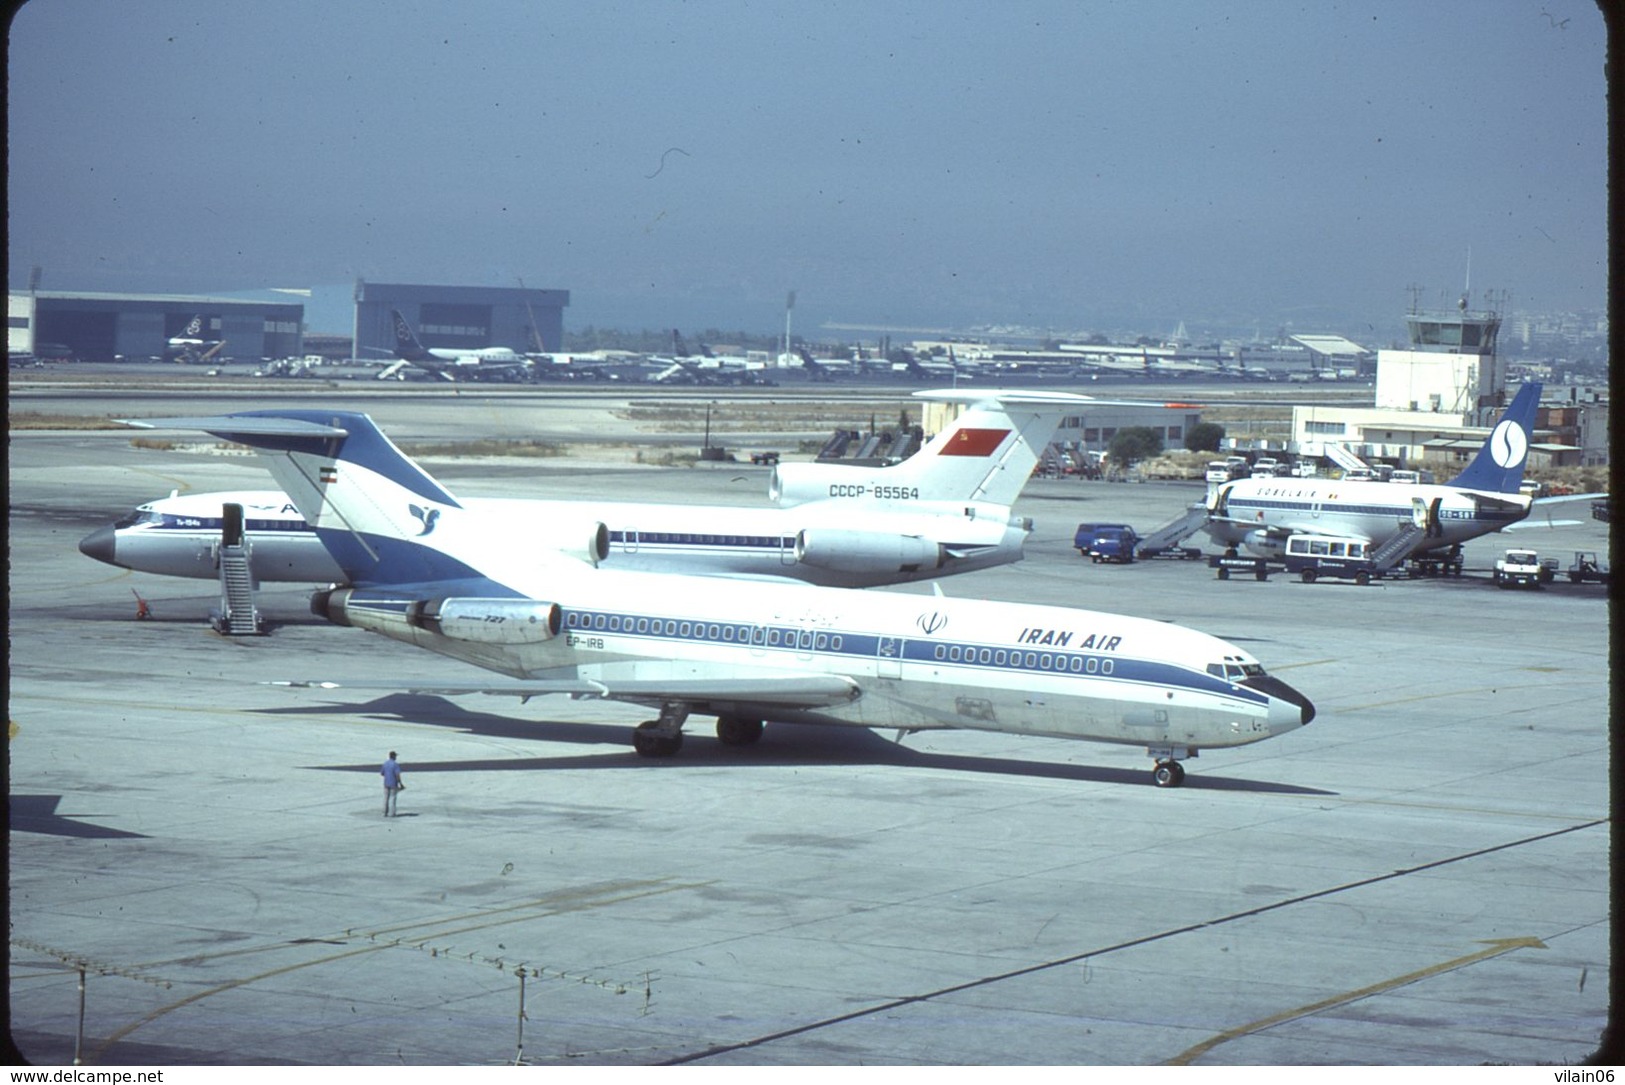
[{"left": 1374, "top": 292, "right": 1507, "bottom": 425}]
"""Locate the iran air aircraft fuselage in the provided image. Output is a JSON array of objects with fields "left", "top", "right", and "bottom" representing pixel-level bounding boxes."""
[{"left": 123, "top": 409, "right": 1315, "bottom": 787}]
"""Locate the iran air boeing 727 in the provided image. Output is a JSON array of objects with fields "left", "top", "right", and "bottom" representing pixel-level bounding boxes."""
[
  {"left": 119, "top": 409, "right": 1315, "bottom": 788},
  {"left": 84, "top": 390, "right": 1106, "bottom": 589}
]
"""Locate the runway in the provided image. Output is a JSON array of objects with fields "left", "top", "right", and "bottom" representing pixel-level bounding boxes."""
[{"left": 7, "top": 385, "right": 1611, "bottom": 1065}]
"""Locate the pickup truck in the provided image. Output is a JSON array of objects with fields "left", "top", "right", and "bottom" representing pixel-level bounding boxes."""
[{"left": 1493, "top": 549, "right": 1545, "bottom": 589}]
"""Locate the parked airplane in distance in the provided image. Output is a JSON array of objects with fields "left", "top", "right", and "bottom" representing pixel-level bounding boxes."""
[
  {"left": 121, "top": 409, "right": 1315, "bottom": 787},
  {"left": 373, "top": 308, "right": 532, "bottom": 381},
  {"left": 648, "top": 331, "right": 771, "bottom": 385},
  {"left": 82, "top": 391, "right": 1096, "bottom": 589},
  {"left": 167, "top": 314, "right": 226, "bottom": 365},
  {"left": 1204, "top": 383, "right": 1591, "bottom": 567}
]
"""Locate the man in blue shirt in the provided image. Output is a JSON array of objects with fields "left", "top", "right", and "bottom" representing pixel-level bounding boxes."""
[{"left": 381, "top": 751, "right": 403, "bottom": 816}]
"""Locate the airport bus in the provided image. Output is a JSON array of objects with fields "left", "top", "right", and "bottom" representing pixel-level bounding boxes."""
[{"left": 1282, "top": 533, "right": 1378, "bottom": 585}]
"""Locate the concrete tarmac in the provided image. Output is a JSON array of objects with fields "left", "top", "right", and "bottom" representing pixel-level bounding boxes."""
[{"left": 7, "top": 386, "right": 1612, "bottom": 1066}]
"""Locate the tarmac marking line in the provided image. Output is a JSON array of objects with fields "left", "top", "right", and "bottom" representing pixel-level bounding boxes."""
[
  {"left": 94, "top": 879, "right": 707, "bottom": 1060},
  {"left": 1165, "top": 936, "right": 1549, "bottom": 1066},
  {"left": 664, "top": 818, "right": 1605, "bottom": 1065}
]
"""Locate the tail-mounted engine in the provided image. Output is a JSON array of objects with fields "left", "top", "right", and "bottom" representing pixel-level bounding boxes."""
[
  {"left": 794, "top": 528, "right": 944, "bottom": 574},
  {"left": 313, "top": 588, "right": 561, "bottom": 645}
]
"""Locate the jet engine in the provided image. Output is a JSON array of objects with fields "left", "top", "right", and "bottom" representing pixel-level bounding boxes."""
[
  {"left": 794, "top": 528, "right": 945, "bottom": 574},
  {"left": 1241, "top": 530, "right": 1284, "bottom": 559},
  {"left": 461, "top": 501, "right": 609, "bottom": 565},
  {"left": 528, "top": 519, "right": 610, "bottom": 565},
  {"left": 767, "top": 463, "right": 910, "bottom": 507},
  {"left": 408, "top": 598, "right": 563, "bottom": 645},
  {"left": 313, "top": 588, "right": 561, "bottom": 645},
  {"left": 769, "top": 463, "right": 832, "bottom": 507}
]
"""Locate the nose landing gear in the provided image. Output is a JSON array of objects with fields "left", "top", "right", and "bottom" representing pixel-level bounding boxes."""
[{"left": 1147, "top": 745, "right": 1195, "bottom": 788}]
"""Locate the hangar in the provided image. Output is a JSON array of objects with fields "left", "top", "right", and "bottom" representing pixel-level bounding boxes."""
[
  {"left": 352, "top": 281, "right": 569, "bottom": 358},
  {"left": 8, "top": 290, "right": 304, "bottom": 364}
]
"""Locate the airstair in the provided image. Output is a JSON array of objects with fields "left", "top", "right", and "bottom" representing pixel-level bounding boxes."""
[
  {"left": 852, "top": 433, "right": 884, "bottom": 459},
  {"left": 1134, "top": 504, "right": 1209, "bottom": 557},
  {"left": 1367, "top": 522, "right": 1425, "bottom": 571},
  {"left": 209, "top": 503, "right": 263, "bottom": 635},
  {"left": 818, "top": 429, "right": 857, "bottom": 459},
  {"left": 1323, "top": 442, "right": 1370, "bottom": 474}
]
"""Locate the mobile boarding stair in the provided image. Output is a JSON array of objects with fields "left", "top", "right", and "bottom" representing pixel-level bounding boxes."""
[
  {"left": 1134, "top": 504, "right": 1209, "bottom": 559},
  {"left": 210, "top": 502, "right": 263, "bottom": 635}
]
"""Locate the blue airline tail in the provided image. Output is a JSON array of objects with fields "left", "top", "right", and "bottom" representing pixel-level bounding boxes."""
[
  {"left": 1447, "top": 382, "right": 1541, "bottom": 494},
  {"left": 125, "top": 410, "right": 494, "bottom": 588},
  {"left": 390, "top": 309, "right": 434, "bottom": 362}
]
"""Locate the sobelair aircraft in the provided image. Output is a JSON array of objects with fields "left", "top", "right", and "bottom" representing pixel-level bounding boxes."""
[
  {"left": 86, "top": 390, "right": 1142, "bottom": 589},
  {"left": 120, "top": 410, "right": 1315, "bottom": 788},
  {"left": 1204, "top": 382, "right": 1597, "bottom": 565}
]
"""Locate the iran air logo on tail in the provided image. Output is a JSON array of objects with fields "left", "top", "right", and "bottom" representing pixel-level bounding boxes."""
[
  {"left": 1489, "top": 417, "right": 1528, "bottom": 468},
  {"left": 409, "top": 504, "right": 440, "bottom": 536}
]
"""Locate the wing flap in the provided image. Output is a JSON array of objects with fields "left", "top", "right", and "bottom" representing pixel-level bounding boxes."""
[{"left": 275, "top": 673, "right": 862, "bottom": 709}]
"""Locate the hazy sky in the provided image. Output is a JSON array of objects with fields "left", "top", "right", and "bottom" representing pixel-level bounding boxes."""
[{"left": 7, "top": 1, "right": 1608, "bottom": 338}]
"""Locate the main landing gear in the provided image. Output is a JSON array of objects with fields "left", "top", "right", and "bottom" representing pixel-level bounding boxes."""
[
  {"left": 1148, "top": 745, "right": 1195, "bottom": 788},
  {"left": 631, "top": 704, "right": 767, "bottom": 757}
]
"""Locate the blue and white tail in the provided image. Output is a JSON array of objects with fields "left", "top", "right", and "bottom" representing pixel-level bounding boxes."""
[
  {"left": 122, "top": 410, "right": 495, "bottom": 587},
  {"left": 1448, "top": 382, "right": 1541, "bottom": 494},
  {"left": 390, "top": 309, "right": 434, "bottom": 362}
]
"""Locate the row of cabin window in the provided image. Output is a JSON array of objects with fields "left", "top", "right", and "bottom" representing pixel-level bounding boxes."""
[
  {"left": 131, "top": 513, "right": 306, "bottom": 531},
  {"left": 564, "top": 610, "right": 845, "bottom": 651},
  {"left": 932, "top": 643, "right": 1116, "bottom": 675},
  {"left": 620, "top": 532, "right": 793, "bottom": 548}
]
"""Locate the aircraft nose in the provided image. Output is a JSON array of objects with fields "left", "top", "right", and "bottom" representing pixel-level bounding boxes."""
[
  {"left": 78, "top": 524, "right": 120, "bottom": 567},
  {"left": 1243, "top": 674, "right": 1316, "bottom": 726}
]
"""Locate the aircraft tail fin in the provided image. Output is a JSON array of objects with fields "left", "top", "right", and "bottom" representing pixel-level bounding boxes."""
[
  {"left": 1447, "top": 382, "right": 1541, "bottom": 493},
  {"left": 890, "top": 391, "right": 1084, "bottom": 504},
  {"left": 390, "top": 309, "right": 433, "bottom": 362},
  {"left": 120, "top": 411, "right": 476, "bottom": 586}
]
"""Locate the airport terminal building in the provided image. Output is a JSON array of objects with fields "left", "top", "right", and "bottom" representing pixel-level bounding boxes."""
[{"left": 1289, "top": 303, "right": 1608, "bottom": 470}]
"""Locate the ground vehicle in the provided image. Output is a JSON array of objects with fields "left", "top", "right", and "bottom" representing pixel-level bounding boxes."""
[
  {"left": 1567, "top": 551, "right": 1610, "bottom": 584},
  {"left": 1205, "top": 460, "right": 1232, "bottom": 483},
  {"left": 1282, "top": 533, "right": 1379, "bottom": 585},
  {"left": 1493, "top": 548, "right": 1545, "bottom": 588},
  {"left": 1210, "top": 553, "right": 1270, "bottom": 581},
  {"left": 1074, "top": 522, "right": 1138, "bottom": 563},
  {"left": 1389, "top": 469, "right": 1420, "bottom": 485}
]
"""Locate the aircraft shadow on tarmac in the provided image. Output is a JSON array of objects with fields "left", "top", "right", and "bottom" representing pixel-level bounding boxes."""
[
  {"left": 10, "top": 794, "right": 149, "bottom": 839},
  {"left": 271, "top": 693, "right": 1333, "bottom": 797}
]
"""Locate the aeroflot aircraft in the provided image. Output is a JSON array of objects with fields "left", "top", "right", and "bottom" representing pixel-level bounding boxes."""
[
  {"left": 122, "top": 409, "right": 1315, "bottom": 787},
  {"left": 83, "top": 390, "right": 1097, "bottom": 589},
  {"left": 1205, "top": 382, "right": 1565, "bottom": 562}
]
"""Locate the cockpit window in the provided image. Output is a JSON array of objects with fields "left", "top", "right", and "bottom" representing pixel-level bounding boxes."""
[
  {"left": 1209, "top": 659, "right": 1268, "bottom": 680},
  {"left": 114, "top": 508, "right": 162, "bottom": 529}
]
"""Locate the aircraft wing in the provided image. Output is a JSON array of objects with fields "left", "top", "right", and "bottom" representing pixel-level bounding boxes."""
[
  {"left": 275, "top": 673, "right": 862, "bottom": 710},
  {"left": 1207, "top": 514, "right": 1374, "bottom": 545},
  {"left": 1532, "top": 491, "right": 1609, "bottom": 507}
]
